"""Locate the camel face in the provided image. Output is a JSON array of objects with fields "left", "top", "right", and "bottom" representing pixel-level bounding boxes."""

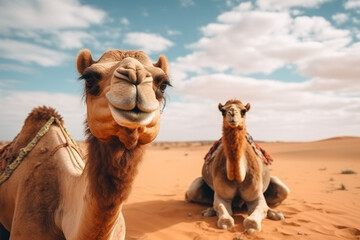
[
  {"left": 106, "top": 57, "right": 161, "bottom": 128},
  {"left": 219, "top": 100, "right": 250, "bottom": 129},
  {"left": 76, "top": 49, "right": 170, "bottom": 147}
]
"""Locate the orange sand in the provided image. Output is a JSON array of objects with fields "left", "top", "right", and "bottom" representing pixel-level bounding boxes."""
[
  {"left": 124, "top": 137, "right": 360, "bottom": 240},
  {"left": 2, "top": 137, "right": 359, "bottom": 239}
]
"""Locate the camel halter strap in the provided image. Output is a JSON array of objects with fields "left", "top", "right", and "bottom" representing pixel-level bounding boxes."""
[{"left": 0, "top": 117, "right": 84, "bottom": 185}]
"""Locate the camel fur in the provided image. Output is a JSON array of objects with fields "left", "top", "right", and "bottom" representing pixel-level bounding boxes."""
[
  {"left": 186, "top": 99, "right": 289, "bottom": 232},
  {"left": 0, "top": 49, "right": 170, "bottom": 240}
]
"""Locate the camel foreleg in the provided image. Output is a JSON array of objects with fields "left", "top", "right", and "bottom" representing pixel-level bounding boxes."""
[
  {"left": 213, "top": 193, "right": 234, "bottom": 229},
  {"left": 244, "top": 194, "right": 284, "bottom": 233}
]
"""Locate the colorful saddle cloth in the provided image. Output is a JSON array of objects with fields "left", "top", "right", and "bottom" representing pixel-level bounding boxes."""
[{"left": 204, "top": 133, "right": 273, "bottom": 165}]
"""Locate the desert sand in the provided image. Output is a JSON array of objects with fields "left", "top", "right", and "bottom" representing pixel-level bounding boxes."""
[
  {"left": 122, "top": 137, "right": 360, "bottom": 240},
  {"left": 1, "top": 137, "right": 359, "bottom": 239}
]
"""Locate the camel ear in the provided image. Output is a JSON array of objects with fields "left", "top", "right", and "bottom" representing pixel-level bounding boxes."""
[
  {"left": 218, "top": 103, "right": 226, "bottom": 116},
  {"left": 245, "top": 103, "right": 251, "bottom": 112},
  {"left": 154, "top": 55, "right": 168, "bottom": 74},
  {"left": 76, "top": 49, "right": 94, "bottom": 75}
]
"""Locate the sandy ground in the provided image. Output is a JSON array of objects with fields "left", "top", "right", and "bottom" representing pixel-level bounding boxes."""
[
  {"left": 1, "top": 137, "right": 359, "bottom": 239},
  {"left": 123, "top": 137, "right": 360, "bottom": 240}
]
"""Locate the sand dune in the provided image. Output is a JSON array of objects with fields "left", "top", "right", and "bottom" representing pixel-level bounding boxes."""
[{"left": 124, "top": 137, "right": 360, "bottom": 240}]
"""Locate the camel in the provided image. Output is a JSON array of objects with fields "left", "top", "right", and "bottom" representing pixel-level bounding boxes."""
[
  {"left": 185, "top": 99, "right": 289, "bottom": 233},
  {"left": 0, "top": 49, "right": 170, "bottom": 240}
]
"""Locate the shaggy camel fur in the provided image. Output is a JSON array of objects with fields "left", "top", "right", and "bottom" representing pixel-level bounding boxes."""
[
  {"left": 186, "top": 99, "right": 289, "bottom": 232},
  {"left": 0, "top": 49, "right": 170, "bottom": 240}
]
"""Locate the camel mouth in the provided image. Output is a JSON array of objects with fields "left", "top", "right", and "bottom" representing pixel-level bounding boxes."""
[
  {"left": 108, "top": 103, "right": 156, "bottom": 128},
  {"left": 227, "top": 120, "right": 239, "bottom": 128}
]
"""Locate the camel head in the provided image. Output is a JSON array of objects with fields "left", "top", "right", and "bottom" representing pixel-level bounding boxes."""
[
  {"left": 218, "top": 99, "right": 250, "bottom": 129},
  {"left": 77, "top": 49, "right": 170, "bottom": 149}
]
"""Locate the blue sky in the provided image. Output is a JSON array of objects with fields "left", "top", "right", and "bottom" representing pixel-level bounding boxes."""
[{"left": 0, "top": 0, "right": 360, "bottom": 142}]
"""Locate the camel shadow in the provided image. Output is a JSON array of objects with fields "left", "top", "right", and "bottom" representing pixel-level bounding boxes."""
[{"left": 123, "top": 199, "right": 246, "bottom": 239}]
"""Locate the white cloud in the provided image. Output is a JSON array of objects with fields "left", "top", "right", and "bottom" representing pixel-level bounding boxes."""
[
  {"left": 158, "top": 73, "right": 360, "bottom": 142},
  {"left": 0, "top": 0, "right": 106, "bottom": 32},
  {"left": 0, "top": 0, "right": 107, "bottom": 66},
  {"left": 344, "top": 0, "right": 360, "bottom": 9},
  {"left": 0, "top": 91, "right": 86, "bottom": 141},
  {"left": 257, "top": 0, "right": 329, "bottom": 10},
  {"left": 292, "top": 16, "right": 350, "bottom": 41},
  {"left": 162, "top": 2, "right": 360, "bottom": 142},
  {"left": 123, "top": 32, "right": 174, "bottom": 54},
  {"left": 157, "top": 101, "right": 223, "bottom": 141},
  {"left": 332, "top": 13, "right": 349, "bottom": 24},
  {"left": 54, "top": 31, "right": 95, "bottom": 50},
  {"left": 0, "top": 39, "right": 70, "bottom": 66},
  {"left": 171, "top": 5, "right": 355, "bottom": 87},
  {"left": 298, "top": 43, "right": 360, "bottom": 81}
]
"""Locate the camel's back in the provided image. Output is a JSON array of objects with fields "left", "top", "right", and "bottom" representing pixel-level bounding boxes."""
[{"left": 0, "top": 107, "right": 82, "bottom": 238}]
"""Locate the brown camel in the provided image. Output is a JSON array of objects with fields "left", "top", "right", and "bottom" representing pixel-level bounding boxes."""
[
  {"left": 186, "top": 99, "right": 289, "bottom": 233},
  {"left": 0, "top": 49, "right": 170, "bottom": 240}
]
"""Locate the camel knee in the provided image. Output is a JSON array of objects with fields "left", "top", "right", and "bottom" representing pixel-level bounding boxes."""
[
  {"left": 185, "top": 177, "right": 203, "bottom": 201},
  {"left": 272, "top": 176, "right": 290, "bottom": 201},
  {"left": 265, "top": 176, "right": 289, "bottom": 206},
  {"left": 185, "top": 177, "right": 213, "bottom": 205}
]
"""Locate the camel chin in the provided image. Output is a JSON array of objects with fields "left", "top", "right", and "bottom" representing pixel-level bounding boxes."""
[{"left": 108, "top": 103, "right": 157, "bottom": 128}]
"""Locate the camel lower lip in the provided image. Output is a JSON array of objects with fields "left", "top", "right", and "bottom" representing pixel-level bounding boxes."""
[{"left": 108, "top": 104, "right": 155, "bottom": 127}]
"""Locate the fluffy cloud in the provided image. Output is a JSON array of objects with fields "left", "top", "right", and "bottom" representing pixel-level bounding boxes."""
[
  {"left": 344, "top": 0, "right": 360, "bottom": 9},
  {"left": 0, "top": 39, "right": 70, "bottom": 66},
  {"left": 123, "top": 32, "right": 174, "bottom": 54},
  {"left": 162, "top": 1, "right": 360, "bottom": 142},
  {"left": 0, "top": 0, "right": 106, "bottom": 32},
  {"left": 257, "top": 0, "right": 330, "bottom": 10},
  {"left": 0, "top": 91, "right": 86, "bottom": 141},
  {"left": 332, "top": 13, "right": 350, "bottom": 24},
  {"left": 171, "top": 3, "right": 356, "bottom": 90},
  {"left": 158, "top": 73, "right": 360, "bottom": 141},
  {"left": 298, "top": 43, "right": 360, "bottom": 81},
  {"left": 54, "top": 31, "right": 96, "bottom": 50},
  {"left": 0, "top": 0, "right": 106, "bottom": 65}
]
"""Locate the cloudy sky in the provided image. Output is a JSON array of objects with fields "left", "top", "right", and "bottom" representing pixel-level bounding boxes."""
[{"left": 0, "top": 0, "right": 359, "bottom": 142}]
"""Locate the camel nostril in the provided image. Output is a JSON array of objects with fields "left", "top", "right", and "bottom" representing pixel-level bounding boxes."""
[{"left": 132, "top": 107, "right": 141, "bottom": 114}]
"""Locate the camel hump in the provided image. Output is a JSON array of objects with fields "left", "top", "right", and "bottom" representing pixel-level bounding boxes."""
[{"left": 25, "top": 106, "right": 63, "bottom": 126}]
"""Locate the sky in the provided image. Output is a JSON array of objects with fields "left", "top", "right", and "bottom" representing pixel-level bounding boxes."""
[{"left": 0, "top": 0, "right": 359, "bottom": 142}]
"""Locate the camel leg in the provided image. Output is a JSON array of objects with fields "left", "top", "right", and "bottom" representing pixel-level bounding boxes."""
[
  {"left": 264, "top": 176, "right": 290, "bottom": 207},
  {"left": 185, "top": 177, "right": 214, "bottom": 205},
  {"left": 244, "top": 194, "right": 284, "bottom": 233},
  {"left": 213, "top": 193, "right": 234, "bottom": 229},
  {"left": 243, "top": 195, "right": 268, "bottom": 232}
]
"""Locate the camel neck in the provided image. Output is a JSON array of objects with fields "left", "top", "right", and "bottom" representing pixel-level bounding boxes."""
[
  {"left": 222, "top": 126, "right": 246, "bottom": 160},
  {"left": 77, "top": 134, "right": 144, "bottom": 239},
  {"left": 86, "top": 134, "right": 144, "bottom": 205},
  {"left": 222, "top": 126, "right": 247, "bottom": 182}
]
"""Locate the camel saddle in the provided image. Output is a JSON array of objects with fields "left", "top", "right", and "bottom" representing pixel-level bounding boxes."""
[{"left": 204, "top": 133, "right": 273, "bottom": 165}]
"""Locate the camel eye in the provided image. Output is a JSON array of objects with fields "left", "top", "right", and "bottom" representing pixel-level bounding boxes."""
[
  {"left": 79, "top": 70, "right": 101, "bottom": 96},
  {"left": 159, "top": 82, "right": 171, "bottom": 93},
  {"left": 241, "top": 109, "right": 246, "bottom": 116}
]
